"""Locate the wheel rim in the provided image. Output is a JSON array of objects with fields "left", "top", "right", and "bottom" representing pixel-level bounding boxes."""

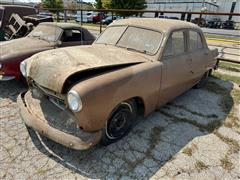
[{"left": 106, "top": 102, "right": 133, "bottom": 140}]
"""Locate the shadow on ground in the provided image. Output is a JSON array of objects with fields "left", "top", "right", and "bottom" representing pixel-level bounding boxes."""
[
  {"left": 0, "top": 80, "right": 27, "bottom": 101},
  {"left": 1, "top": 78, "right": 234, "bottom": 179}
]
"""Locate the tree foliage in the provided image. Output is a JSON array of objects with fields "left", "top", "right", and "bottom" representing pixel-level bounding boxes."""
[
  {"left": 96, "top": 0, "right": 147, "bottom": 16},
  {"left": 95, "top": 0, "right": 103, "bottom": 9},
  {"left": 42, "top": 0, "right": 64, "bottom": 10}
]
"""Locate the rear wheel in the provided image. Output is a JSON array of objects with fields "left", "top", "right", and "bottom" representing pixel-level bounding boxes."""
[
  {"left": 101, "top": 100, "right": 137, "bottom": 145},
  {"left": 194, "top": 70, "right": 211, "bottom": 88}
]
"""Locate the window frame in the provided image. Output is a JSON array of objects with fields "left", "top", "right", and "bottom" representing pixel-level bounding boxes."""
[{"left": 162, "top": 29, "right": 187, "bottom": 58}]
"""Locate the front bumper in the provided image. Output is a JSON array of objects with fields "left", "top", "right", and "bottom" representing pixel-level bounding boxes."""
[{"left": 17, "top": 91, "right": 101, "bottom": 150}]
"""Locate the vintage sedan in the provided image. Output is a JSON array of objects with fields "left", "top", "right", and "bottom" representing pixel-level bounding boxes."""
[
  {"left": 0, "top": 22, "right": 95, "bottom": 81},
  {"left": 18, "top": 18, "right": 218, "bottom": 150}
]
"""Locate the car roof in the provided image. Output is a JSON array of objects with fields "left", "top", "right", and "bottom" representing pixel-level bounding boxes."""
[
  {"left": 39, "top": 22, "right": 83, "bottom": 29},
  {"left": 109, "top": 18, "right": 200, "bottom": 33}
]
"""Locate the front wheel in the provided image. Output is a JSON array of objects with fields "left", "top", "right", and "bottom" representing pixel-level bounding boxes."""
[{"left": 101, "top": 100, "right": 137, "bottom": 145}]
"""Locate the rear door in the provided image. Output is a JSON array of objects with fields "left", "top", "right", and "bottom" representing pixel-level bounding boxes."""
[
  {"left": 158, "top": 30, "right": 193, "bottom": 106},
  {"left": 188, "top": 30, "right": 208, "bottom": 84}
]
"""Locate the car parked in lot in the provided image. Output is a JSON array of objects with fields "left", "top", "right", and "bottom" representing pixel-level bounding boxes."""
[
  {"left": 0, "top": 5, "right": 37, "bottom": 41},
  {"left": 92, "top": 12, "right": 106, "bottom": 23},
  {"left": 101, "top": 15, "right": 122, "bottom": 25},
  {"left": 222, "top": 20, "right": 235, "bottom": 29},
  {"left": 18, "top": 18, "right": 218, "bottom": 150},
  {"left": 0, "top": 22, "right": 95, "bottom": 81},
  {"left": 206, "top": 18, "right": 222, "bottom": 29}
]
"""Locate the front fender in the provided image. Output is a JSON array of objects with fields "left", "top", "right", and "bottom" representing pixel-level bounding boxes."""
[{"left": 71, "top": 62, "right": 162, "bottom": 131}]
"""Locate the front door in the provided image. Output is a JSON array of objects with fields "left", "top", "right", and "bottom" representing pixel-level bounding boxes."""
[{"left": 158, "top": 30, "right": 193, "bottom": 106}]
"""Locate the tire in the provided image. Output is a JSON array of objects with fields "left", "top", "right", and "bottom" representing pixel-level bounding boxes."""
[
  {"left": 194, "top": 70, "right": 211, "bottom": 89},
  {"left": 101, "top": 100, "right": 137, "bottom": 145}
]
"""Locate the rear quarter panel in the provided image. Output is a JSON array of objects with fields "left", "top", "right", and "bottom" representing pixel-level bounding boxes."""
[{"left": 71, "top": 62, "right": 162, "bottom": 131}]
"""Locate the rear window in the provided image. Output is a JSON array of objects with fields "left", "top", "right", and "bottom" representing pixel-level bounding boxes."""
[{"left": 189, "top": 31, "right": 203, "bottom": 51}]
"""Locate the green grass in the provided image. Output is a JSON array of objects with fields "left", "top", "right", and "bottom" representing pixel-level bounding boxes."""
[
  {"left": 212, "top": 71, "right": 240, "bottom": 85},
  {"left": 218, "top": 62, "right": 240, "bottom": 73},
  {"left": 205, "top": 34, "right": 240, "bottom": 41},
  {"left": 195, "top": 160, "right": 208, "bottom": 171}
]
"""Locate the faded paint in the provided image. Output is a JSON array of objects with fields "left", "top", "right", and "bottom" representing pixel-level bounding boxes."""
[{"left": 19, "top": 18, "right": 219, "bottom": 149}]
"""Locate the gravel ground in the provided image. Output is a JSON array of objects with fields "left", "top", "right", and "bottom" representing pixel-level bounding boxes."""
[{"left": 0, "top": 77, "right": 239, "bottom": 180}]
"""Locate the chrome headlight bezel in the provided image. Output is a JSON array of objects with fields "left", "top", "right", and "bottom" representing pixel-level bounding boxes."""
[
  {"left": 20, "top": 61, "right": 27, "bottom": 77},
  {"left": 67, "top": 90, "right": 82, "bottom": 112}
]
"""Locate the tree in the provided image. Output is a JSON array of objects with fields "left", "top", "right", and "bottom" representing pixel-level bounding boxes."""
[
  {"left": 95, "top": 0, "right": 103, "bottom": 9},
  {"left": 101, "top": 0, "right": 147, "bottom": 16},
  {"left": 42, "top": 0, "right": 64, "bottom": 10}
]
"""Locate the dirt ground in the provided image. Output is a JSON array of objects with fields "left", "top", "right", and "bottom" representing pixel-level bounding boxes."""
[{"left": 0, "top": 69, "right": 240, "bottom": 179}]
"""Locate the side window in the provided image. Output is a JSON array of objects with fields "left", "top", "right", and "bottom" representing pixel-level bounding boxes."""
[
  {"left": 189, "top": 31, "right": 203, "bottom": 51},
  {"left": 164, "top": 31, "right": 185, "bottom": 57},
  {"left": 62, "top": 29, "right": 83, "bottom": 42}
]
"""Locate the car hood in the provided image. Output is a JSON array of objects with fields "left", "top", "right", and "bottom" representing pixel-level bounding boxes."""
[
  {"left": 27, "top": 45, "right": 150, "bottom": 93},
  {"left": 0, "top": 37, "right": 52, "bottom": 61}
]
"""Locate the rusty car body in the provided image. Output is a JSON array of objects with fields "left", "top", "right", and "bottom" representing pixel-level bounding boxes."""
[
  {"left": 18, "top": 18, "right": 218, "bottom": 150},
  {"left": 0, "top": 22, "right": 95, "bottom": 81}
]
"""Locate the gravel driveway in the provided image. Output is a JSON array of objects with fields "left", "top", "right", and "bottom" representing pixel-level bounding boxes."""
[{"left": 0, "top": 77, "right": 239, "bottom": 180}]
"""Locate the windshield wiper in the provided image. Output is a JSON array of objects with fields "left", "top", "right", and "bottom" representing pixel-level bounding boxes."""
[{"left": 126, "top": 47, "right": 151, "bottom": 55}]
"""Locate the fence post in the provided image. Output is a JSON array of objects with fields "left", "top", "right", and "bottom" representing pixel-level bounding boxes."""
[
  {"left": 181, "top": 13, "right": 186, "bottom": 20},
  {"left": 100, "top": 18, "right": 102, "bottom": 34},
  {"left": 154, "top": 12, "right": 159, "bottom": 18},
  {"left": 198, "top": 13, "right": 202, "bottom": 26},
  {"left": 64, "top": 9, "right": 67, "bottom": 22},
  {"left": 56, "top": 10, "right": 59, "bottom": 22},
  {"left": 81, "top": 10, "right": 83, "bottom": 26},
  {"left": 187, "top": 13, "right": 192, "bottom": 22}
]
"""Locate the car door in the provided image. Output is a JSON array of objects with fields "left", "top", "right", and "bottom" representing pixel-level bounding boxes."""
[
  {"left": 60, "top": 29, "right": 85, "bottom": 47},
  {"left": 158, "top": 30, "right": 193, "bottom": 106},
  {"left": 188, "top": 30, "right": 208, "bottom": 84}
]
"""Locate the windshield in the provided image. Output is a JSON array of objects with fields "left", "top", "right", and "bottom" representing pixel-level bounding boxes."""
[
  {"left": 95, "top": 26, "right": 162, "bottom": 55},
  {"left": 28, "top": 24, "right": 62, "bottom": 42}
]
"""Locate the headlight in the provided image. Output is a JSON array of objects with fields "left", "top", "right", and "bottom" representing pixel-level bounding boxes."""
[
  {"left": 67, "top": 90, "right": 82, "bottom": 112},
  {"left": 20, "top": 61, "right": 27, "bottom": 77}
]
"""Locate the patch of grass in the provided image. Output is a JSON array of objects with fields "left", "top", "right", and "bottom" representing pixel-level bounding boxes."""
[
  {"left": 219, "top": 62, "right": 240, "bottom": 73},
  {"left": 220, "top": 155, "right": 233, "bottom": 171},
  {"left": 204, "top": 81, "right": 233, "bottom": 114},
  {"left": 195, "top": 160, "right": 208, "bottom": 171},
  {"left": 205, "top": 34, "right": 240, "bottom": 41},
  {"left": 35, "top": 168, "right": 51, "bottom": 175},
  {"left": 212, "top": 71, "right": 240, "bottom": 85},
  {"left": 182, "top": 147, "right": 193, "bottom": 156},
  {"left": 215, "top": 132, "right": 240, "bottom": 153}
]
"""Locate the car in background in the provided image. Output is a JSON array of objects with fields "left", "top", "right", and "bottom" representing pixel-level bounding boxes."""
[
  {"left": 168, "top": 17, "right": 179, "bottom": 20},
  {"left": 0, "top": 22, "right": 95, "bottom": 81},
  {"left": 159, "top": 15, "right": 168, "bottom": 19},
  {"left": 76, "top": 11, "right": 96, "bottom": 23},
  {"left": 92, "top": 12, "right": 106, "bottom": 23},
  {"left": 206, "top": 18, "right": 222, "bottom": 28},
  {"left": 101, "top": 15, "right": 122, "bottom": 25},
  {"left": 222, "top": 20, "right": 235, "bottom": 29},
  {"left": 18, "top": 18, "right": 218, "bottom": 150},
  {"left": 39, "top": 11, "right": 52, "bottom": 17},
  {"left": 0, "top": 5, "right": 37, "bottom": 41},
  {"left": 191, "top": 18, "right": 206, "bottom": 27}
]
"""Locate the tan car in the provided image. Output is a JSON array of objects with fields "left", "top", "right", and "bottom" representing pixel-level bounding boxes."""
[{"left": 18, "top": 18, "right": 218, "bottom": 150}]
